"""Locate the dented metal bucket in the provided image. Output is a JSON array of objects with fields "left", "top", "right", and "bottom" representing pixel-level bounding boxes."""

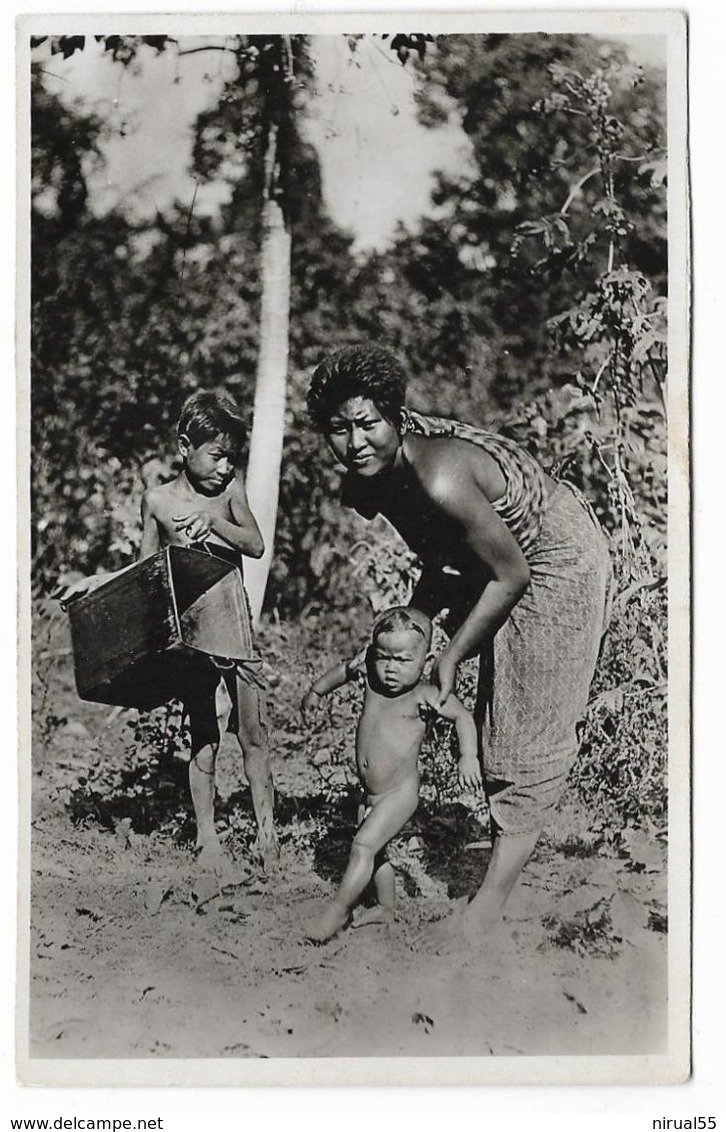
[{"left": 67, "top": 546, "right": 254, "bottom": 709}]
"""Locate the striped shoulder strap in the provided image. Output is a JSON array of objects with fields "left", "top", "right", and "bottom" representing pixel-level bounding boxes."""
[{"left": 403, "top": 410, "right": 547, "bottom": 555}]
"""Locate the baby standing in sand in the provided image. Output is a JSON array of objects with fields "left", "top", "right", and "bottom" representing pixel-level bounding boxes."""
[{"left": 301, "top": 607, "right": 480, "bottom": 941}]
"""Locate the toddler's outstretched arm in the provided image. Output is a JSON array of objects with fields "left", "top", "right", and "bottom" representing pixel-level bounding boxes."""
[{"left": 300, "top": 649, "right": 366, "bottom": 723}]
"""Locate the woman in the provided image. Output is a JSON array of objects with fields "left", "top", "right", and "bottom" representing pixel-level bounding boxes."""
[{"left": 307, "top": 344, "right": 613, "bottom": 944}]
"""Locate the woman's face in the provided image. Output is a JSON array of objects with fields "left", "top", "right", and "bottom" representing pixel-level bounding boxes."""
[{"left": 325, "top": 396, "right": 401, "bottom": 477}]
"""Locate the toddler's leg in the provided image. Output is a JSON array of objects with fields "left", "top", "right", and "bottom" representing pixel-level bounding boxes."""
[
  {"left": 307, "top": 779, "right": 418, "bottom": 942},
  {"left": 232, "top": 676, "right": 278, "bottom": 870},
  {"left": 354, "top": 854, "right": 396, "bottom": 928}
]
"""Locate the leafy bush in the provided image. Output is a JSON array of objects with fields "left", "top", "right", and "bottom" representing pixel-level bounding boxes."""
[{"left": 29, "top": 40, "right": 668, "bottom": 839}]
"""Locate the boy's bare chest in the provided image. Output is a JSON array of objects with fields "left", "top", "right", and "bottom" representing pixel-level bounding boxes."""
[{"left": 155, "top": 488, "right": 232, "bottom": 536}]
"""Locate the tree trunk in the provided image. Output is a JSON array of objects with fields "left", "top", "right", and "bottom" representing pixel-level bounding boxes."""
[{"left": 244, "top": 120, "right": 291, "bottom": 625}]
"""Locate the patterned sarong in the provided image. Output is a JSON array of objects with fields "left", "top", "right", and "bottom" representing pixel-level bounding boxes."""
[{"left": 404, "top": 412, "right": 613, "bottom": 834}]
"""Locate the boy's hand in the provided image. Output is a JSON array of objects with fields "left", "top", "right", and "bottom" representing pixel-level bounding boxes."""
[
  {"left": 173, "top": 509, "right": 216, "bottom": 542},
  {"left": 300, "top": 688, "right": 322, "bottom": 726},
  {"left": 457, "top": 754, "right": 483, "bottom": 790},
  {"left": 58, "top": 574, "right": 107, "bottom": 608}
]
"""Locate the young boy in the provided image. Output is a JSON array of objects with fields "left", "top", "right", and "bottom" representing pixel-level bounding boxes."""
[
  {"left": 64, "top": 390, "right": 278, "bottom": 873},
  {"left": 300, "top": 607, "right": 481, "bottom": 942}
]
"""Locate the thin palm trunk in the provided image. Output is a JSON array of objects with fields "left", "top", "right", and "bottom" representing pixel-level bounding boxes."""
[{"left": 244, "top": 121, "right": 291, "bottom": 624}]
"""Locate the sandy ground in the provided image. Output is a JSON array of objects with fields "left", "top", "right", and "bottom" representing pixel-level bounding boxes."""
[{"left": 27, "top": 610, "right": 668, "bottom": 1063}]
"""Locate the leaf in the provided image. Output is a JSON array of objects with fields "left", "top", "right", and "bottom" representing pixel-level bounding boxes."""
[
  {"left": 58, "top": 36, "right": 85, "bottom": 59},
  {"left": 609, "top": 889, "right": 650, "bottom": 935},
  {"left": 625, "top": 841, "right": 664, "bottom": 870},
  {"left": 638, "top": 158, "right": 667, "bottom": 188},
  {"left": 516, "top": 220, "right": 547, "bottom": 236},
  {"left": 144, "top": 880, "right": 171, "bottom": 916},
  {"left": 590, "top": 687, "right": 624, "bottom": 715},
  {"left": 559, "top": 885, "right": 604, "bottom": 917},
  {"left": 191, "top": 874, "right": 219, "bottom": 910},
  {"left": 631, "top": 328, "right": 667, "bottom": 365}
]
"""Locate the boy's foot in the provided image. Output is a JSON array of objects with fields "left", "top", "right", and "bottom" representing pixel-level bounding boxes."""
[
  {"left": 305, "top": 901, "right": 351, "bottom": 943},
  {"left": 352, "top": 905, "right": 394, "bottom": 929},
  {"left": 254, "top": 835, "right": 281, "bottom": 875},
  {"left": 195, "top": 842, "right": 236, "bottom": 881}
]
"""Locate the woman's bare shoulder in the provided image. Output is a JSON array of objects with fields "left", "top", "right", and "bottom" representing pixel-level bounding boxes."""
[{"left": 403, "top": 433, "right": 504, "bottom": 504}]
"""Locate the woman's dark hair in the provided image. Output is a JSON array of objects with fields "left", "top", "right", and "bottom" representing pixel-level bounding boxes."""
[
  {"left": 306, "top": 345, "right": 407, "bottom": 432},
  {"left": 177, "top": 389, "right": 247, "bottom": 450}
]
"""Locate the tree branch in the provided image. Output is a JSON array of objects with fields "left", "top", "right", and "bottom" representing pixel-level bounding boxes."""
[
  {"left": 177, "top": 45, "right": 237, "bottom": 57},
  {"left": 559, "top": 166, "right": 600, "bottom": 214}
]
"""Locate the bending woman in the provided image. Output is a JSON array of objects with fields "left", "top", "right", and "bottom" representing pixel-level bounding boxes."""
[{"left": 306, "top": 344, "right": 612, "bottom": 942}]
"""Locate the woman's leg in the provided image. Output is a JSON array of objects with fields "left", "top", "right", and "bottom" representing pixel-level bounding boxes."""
[{"left": 462, "top": 826, "right": 541, "bottom": 934}]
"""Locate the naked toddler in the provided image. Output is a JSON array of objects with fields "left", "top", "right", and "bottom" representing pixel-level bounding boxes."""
[{"left": 301, "top": 607, "right": 480, "bottom": 942}]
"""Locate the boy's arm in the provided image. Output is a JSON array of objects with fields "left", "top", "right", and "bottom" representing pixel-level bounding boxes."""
[
  {"left": 173, "top": 471, "right": 264, "bottom": 558},
  {"left": 423, "top": 687, "right": 482, "bottom": 789},
  {"left": 225, "top": 472, "right": 264, "bottom": 558},
  {"left": 61, "top": 490, "right": 155, "bottom": 605},
  {"left": 139, "top": 489, "right": 162, "bottom": 560}
]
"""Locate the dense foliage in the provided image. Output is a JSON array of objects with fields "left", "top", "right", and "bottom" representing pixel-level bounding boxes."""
[{"left": 29, "top": 33, "right": 668, "bottom": 828}]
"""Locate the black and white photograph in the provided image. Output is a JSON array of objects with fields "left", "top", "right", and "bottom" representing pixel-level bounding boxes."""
[{"left": 17, "top": 11, "right": 689, "bottom": 1086}]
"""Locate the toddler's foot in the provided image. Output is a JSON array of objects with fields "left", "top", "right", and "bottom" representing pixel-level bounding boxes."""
[
  {"left": 305, "top": 901, "right": 351, "bottom": 943},
  {"left": 353, "top": 905, "right": 394, "bottom": 929}
]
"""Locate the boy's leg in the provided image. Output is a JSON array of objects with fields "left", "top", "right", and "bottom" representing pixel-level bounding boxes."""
[
  {"left": 183, "top": 666, "right": 224, "bottom": 862},
  {"left": 307, "top": 779, "right": 418, "bottom": 941},
  {"left": 230, "top": 674, "right": 278, "bottom": 869},
  {"left": 189, "top": 743, "right": 219, "bottom": 853}
]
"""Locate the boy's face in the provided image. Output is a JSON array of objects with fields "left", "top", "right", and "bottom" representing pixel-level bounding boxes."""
[
  {"left": 370, "top": 628, "right": 427, "bottom": 695},
  {"left": 180, "top": 432, "right": 238, "bottom": 495}
]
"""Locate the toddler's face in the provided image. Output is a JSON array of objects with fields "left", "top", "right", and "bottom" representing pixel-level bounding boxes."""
[{"left": 371, "top": 628, "right": 427, "bottom": 695}]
